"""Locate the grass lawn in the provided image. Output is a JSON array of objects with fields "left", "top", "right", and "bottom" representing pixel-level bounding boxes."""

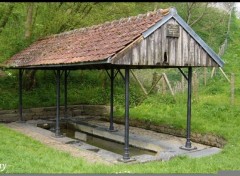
[
  {"left": 0, "top": 5, "right": 240, "bottom": 175},
  {"left": 1, "top": 89, "right": 240, "bottom": 174}
]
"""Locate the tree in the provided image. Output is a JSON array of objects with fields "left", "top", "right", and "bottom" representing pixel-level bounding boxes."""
[
  {"left": 187, "top": 3, "right": 209, "bottom": 27},
  {"left": 23, "top": 3, "right": 37, "bottom": 91},
  {"left": 25, "top": 2, "right": 34, "bottom": 39},
  {"left": 0, "top": 3, "right": 14, "bottom": 33}
]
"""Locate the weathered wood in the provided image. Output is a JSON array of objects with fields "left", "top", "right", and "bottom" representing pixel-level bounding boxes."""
[
  {"left": 154, "top": 27, "right": 159, "bottom": 65},
  {"left": 161, "top": 23, "right": 168, "bottom": 65},
  {"left": 206, "top": 55, "right": 212, "bottom": 66},
  {"left": 123, "top": 53, "right": 130, "bottom": 65},
  {"left": 189, "top": 37, "right": 195, "bottom": 66},
  {"left": 195, "top": 44, "right": 200, "bottom": 66},
  {"left": 220, "top": 67, "right": 230, "bottom": 82},
  {"left": 182, "top": 30, "right": 189, "bottom": 66},
  {"left": 168, "top": 37, "right": 176, "bottom": 65},
  {"left": 157, "top": 26, "right": 162, "bottom": 65},
  {"left": 147, "top": 33, "right": 154, "bottom": 65},
  {"left": 111, "top": 36, "right": 143, "bottom": 64},
  {"left": 198, "top": 46, "right": 202, "bottom": 66},
  {"left": 140, "top": 39, "right": 147, "bottom": 65},
  {"left": 202, "top": 50, "right": 207, "bottom": 66},
  {"left": 132, "top": 44, "right": 139, "bottom": 65},
  {"left": 194, "top": 44, "right": 198, "bottom": 66},
  {"left": 111, "top": 18, "right": 221, "bottom": 67},
  {"left": 148, "top": 74, "right": 163, "bottom": 94},
  {"left": 163, "top": 73, "right": 174, "bottom": 96},
  {"left": 161, "top": 76, "right": 166, "bottom": 94},
  {"left": 211, "top": 67, "right": 216, "bottom": 78},
  {"left": 167, "top": 19, "right": 177, "bottom": 65},
  {"left": 177, "top": 22, "right": 182, "bottom": 66}
]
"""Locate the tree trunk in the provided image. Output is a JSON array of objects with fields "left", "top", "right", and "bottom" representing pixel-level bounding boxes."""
[
  {"left": 0, "top": 3, "right": 14, "bottom": 33},
  {"left": 23, "top": 70, "right": 37, "bottom": 91},
  {"left": 24, "top": 3, "right": 37, "bottom": 91},
  {"left": 25, "top": 3, "right": 34, "bottom": 39}
]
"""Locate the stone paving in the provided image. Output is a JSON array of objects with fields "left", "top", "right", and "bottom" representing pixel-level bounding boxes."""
[{"left": 4, "top": 116, "right": 222, "bottom": 165}]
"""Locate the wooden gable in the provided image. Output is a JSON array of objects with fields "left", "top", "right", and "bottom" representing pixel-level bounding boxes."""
[{"left": 111, "top": 18, "right": 218, "bottom": 67}]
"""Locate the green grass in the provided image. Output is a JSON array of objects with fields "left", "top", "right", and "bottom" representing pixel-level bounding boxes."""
[
  {"left": 0, "top": 124, "right": 111, "bottom": 174},
  {"left": 0, "top": 4, "right": 239, "bottom": 174},
  {"left": 1, "top": 116, "right": 240, "bottom": 174}
]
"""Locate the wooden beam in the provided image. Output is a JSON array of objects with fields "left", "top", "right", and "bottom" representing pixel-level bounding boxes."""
[
  {"left": 130, "top": 70, "right": 148, "bottom": 95},
  {"left": 162, "top": 73, "right": 174, "bottom": 96},
  {"left": 219, "top": 67, "right": 230, "bottom": 83},
  {"left": 148, "top": 74, "right": 163, "bottom": 94}
]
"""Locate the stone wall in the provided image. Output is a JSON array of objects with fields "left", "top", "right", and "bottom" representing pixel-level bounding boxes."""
[
  {"left": 0, "top": 104, "right": 226, "bottom": 148},
  {"left": 100, "top": 117, "right": 227, "bottom": 148},
  {"left": 0, "top": 105, "right": 110, "bottom": 123}
]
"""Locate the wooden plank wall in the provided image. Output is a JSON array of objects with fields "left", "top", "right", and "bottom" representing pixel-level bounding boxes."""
[{"left": 113, "top": 19, "right": 218, "bottom": 67}]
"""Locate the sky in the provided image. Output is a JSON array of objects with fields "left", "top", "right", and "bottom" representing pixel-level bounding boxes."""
[{"left": 235, "top": 2, "right": 240, "bottom": 18}]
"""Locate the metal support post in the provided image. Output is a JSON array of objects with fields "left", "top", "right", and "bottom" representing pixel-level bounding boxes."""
[
  {"left": 64, "top": 69, "right": 68, "bottom": 119},
  {"left": 18, "top": 69, "right": 25, "bottom": 123},
  {"left": 109, "top": 68, "right": 117, "bottom": 132},
  {"left": 55, "top": 69, "right": 62, "bottom": 137},
  {"left": 180, "top": 67, "right": 197, "bottom": 150},
  {"left": 123, "top": 68, "right": 130, "bottom": 160}
]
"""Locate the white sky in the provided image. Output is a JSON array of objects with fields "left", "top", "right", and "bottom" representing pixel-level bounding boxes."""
[
  {"left": 235, "top": 3, "right": 240, "bottom": 12},
  {"left": 236, "top": 2, "right": 240, "bottom": 8},
  {"left": 235, "top": 3, "right": 240, "bottom": 18}
]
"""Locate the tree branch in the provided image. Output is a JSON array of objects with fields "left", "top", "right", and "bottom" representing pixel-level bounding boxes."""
[
  {"left": 190, "top": 3, "right": 209, "bottom": 27},
  {"left": 186, "top": 2, "right": 195, "bottom": 24}
]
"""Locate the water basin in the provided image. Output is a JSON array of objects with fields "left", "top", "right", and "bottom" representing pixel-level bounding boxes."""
[{"left": 37, "top": 122, "right": 157, "bottom": 157}]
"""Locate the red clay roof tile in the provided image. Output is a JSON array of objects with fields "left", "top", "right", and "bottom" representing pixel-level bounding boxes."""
[{"left": 6, "top": 8, "right": 170, "bottom": 67}]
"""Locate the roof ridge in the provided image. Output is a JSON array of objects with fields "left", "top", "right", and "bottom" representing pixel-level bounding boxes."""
[{"left": 39, "top": 7, "right": 172, "bottom": 41}]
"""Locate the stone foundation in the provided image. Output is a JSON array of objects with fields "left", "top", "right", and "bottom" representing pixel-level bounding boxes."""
[
  {"left": 0, "top": 105, "right": 226, "bottom": 148},
  {"left": 0, "top": 105, "right": 110, "bottom": 123},
  {"left": 100, "top": 117, "right": 227, "bottom": 148}
]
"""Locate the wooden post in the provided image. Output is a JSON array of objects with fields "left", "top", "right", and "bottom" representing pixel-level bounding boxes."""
[
  {"left": 163, "top": 73, "right": 174, "bottom": 96},
  {"left": 148, "top": 74, "right": 162, "bottom": 94},
  {"left": 211, "top": 67, "right": 216, "bottom": 78},
  {"left": 204, "top": 67, "right": 207, "bottom": 86},
  {"left": 130, "top": 70, "right": 148, "bottom": 96},
  {"left": 162, "top": 76, "right": 166, "bottom": 95},
  {"left": 231, "top": 73, "right": 235, "bottom": 105},
  {"left": 220, "top": 67, "right": 230, "bottom": 83},
  {"left": 181, "top": 75, "right": 185, "bottom": 93},
  {"left": 151, "top": 72, "right": 159, "bottom": 94}
]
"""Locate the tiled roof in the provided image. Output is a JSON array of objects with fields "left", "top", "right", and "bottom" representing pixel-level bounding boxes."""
[{"left": 6, "top": 8, "right": 170, "bottom": 68}]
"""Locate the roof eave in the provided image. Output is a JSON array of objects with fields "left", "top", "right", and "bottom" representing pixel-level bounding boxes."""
[{"left": 7, "top": 59, "right": 110, "bottom": 70}]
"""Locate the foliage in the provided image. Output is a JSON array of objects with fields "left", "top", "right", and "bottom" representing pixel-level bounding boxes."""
[{"left": 0, "top": 2, "right": 239, "bottom": 174}]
